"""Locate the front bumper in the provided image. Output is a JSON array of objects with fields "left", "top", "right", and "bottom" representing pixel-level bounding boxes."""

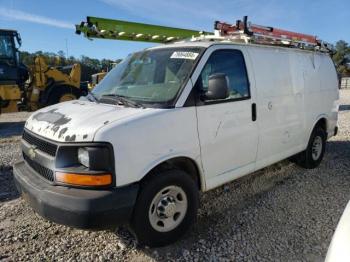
[{"left": 13, "top": 161, "right": 139, "bottom": 230}]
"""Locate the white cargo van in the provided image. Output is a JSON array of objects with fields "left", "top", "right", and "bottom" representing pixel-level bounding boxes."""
[{"left": 14, "top": 40, "right": 339, "bottom": 247}]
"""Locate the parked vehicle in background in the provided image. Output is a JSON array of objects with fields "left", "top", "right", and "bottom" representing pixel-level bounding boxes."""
[
  {"left": 13, "top": 17, "right": 339, "bottom": 247},
  {"left": 340, "top": 77, "right": 350, "bottom": 89},
  {"left": 0, "top": 29, "right": 83, "bottom": 114},
  {"left": 326, "top": 201, "right": 350, "bottom": 262},
  {"left": 88, "top": 62, "right": 119, "bottom": 90}
]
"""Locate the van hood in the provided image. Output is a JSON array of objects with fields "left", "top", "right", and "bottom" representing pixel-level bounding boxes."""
[{"left": 25, "top": 100, "right": 148, "bottom": 142}]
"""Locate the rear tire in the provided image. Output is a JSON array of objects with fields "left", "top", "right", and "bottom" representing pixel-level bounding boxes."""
[
  {"left": 130, "top": 169, "right": 199, "bottom": 247},
  {"left": 47, "top": 85, "right": 80, "bottom": 106},
  {"left": 294, "top": 127, "right": 327, "bottom": 169}
]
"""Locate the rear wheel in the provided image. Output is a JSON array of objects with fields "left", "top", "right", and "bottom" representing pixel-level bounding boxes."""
[
  {"left": 59, "top": 93, "right": 77, "bottom": 102},
  {"left": 294, "top": 126, "right": 327, "bottom": 169},
  {"left": 47, "top": 85, "right": 80, "bottom": 106},
  {"left": 130, "top": 169, "right": 199, "bottom": 247}
]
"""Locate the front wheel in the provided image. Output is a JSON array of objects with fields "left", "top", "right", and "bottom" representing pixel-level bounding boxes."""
[{"left": 130, "top": 169, "right": 199, "bottom": 247}]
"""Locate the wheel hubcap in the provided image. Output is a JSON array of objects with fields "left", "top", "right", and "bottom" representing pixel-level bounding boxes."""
[
  {"left": 157, "top": 196, "right": 177, "bottom": 218},
  {"left": 312, "top": 136, "right": 323, "bottom": 160},
  {"left": 149, "top": 186, "right": 188, "bottom": 232}
]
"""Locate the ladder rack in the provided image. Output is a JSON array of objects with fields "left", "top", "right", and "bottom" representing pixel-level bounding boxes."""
[
  {"left": 213, "top": 16, "right": 333, "bottom": 52},
  {"left": 75, "top": 16, "right": 333, "bottom": 53}
]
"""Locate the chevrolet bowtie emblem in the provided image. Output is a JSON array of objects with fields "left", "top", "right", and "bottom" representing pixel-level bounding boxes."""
[{"left": 28, "top": 145, "right": 37, "bottom": 160}]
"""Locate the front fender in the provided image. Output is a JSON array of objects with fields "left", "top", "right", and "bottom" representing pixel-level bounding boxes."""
[{"left": 94, "top": 107, "right": 201, "bottom": 188}]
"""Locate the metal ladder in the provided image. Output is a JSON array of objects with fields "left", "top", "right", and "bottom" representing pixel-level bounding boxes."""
[
  {"left": 214, "top": 16, "right": 332, "bottom": 52},
  {"left": 75, "top": 16, "right": 333, "bottom": 52},
  {"left": 76, "top": 16, "right": 210, "bottom": 43}
]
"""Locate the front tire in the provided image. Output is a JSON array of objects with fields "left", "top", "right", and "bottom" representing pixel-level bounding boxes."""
[
  {"left": 130, "top": 169, "right": 199, "bottom": 247},
  {"left": 294, "top": 126, "right": 327, "bottom": 169}
]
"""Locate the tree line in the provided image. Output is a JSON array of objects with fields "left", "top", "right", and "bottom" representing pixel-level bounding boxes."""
[
  {"left": 332, "top": 40, "right": 350, "bottom": 77},
  {"left": 20, "top": 50, "right": 121, "bottom": 82},
  {"left": 19, "top": 39, "right": 350, "bottom": 82}
]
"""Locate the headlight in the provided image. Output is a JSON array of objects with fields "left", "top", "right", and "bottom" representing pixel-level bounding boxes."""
[
  {"left": 78, "top": 148, "right": 90, "bottom": 168},
  {"left": 55, "top": 144, "right": 114, "bottom": 187},
  {"left": 77, "top": 146, "right": 110, "bottom": 170}
]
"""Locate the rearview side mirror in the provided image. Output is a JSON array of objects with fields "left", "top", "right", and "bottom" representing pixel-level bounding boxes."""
[{"left": 204, "top": 73, "right": 230, "bottom": 100}]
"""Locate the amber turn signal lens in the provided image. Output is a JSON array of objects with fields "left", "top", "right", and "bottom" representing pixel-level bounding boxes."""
[{"left": 55, "top": 172, "right": 112, "bottom": 186}]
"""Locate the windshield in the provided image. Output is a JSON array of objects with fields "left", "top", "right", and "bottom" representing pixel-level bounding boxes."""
[
  {"left": 92, "top": 47, "right": 203, "bottom": 107},
  {"left": 0, "top": 35, "right": 15, "bottom": 60}
]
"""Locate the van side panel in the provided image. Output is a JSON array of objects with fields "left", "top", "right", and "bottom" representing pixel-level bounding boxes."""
[
  {"left": 302, "top": 53, "right": 339, "bottom": 144},
  {"left": 251, "top": 47, "right": 338, "bottom": 172},
  {"left": 249, "top": 47, "right": 304, "bottom": 170}
]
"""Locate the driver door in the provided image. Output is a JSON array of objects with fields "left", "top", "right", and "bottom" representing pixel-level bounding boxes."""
[{"left": 194, "top": 47, "right": 259, "bottom": 189}]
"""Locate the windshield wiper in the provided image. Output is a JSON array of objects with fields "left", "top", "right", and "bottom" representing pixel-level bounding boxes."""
[
  {"left": 86, "top": 92, "right": 99, "bottom": 102},
  {"left": 100, "top": 94, "right": 144, "bottom": 108}
]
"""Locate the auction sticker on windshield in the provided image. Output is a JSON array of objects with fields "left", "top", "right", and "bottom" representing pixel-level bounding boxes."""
[{"left": 170, "top": 51, "right": 199, "bottom": 60}]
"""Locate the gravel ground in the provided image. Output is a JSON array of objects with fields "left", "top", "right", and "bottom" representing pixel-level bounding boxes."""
[{"left": 0, "top": 91, "right": 349, "bottom": 261}]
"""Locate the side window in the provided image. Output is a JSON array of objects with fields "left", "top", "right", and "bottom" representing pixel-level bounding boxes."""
[{"left": 197, "top": 49, "right": 250, "bottom": 100}]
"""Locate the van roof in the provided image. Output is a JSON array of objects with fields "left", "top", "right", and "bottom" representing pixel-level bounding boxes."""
[{"left": 148, "top": 40, "right": 330, "bottom": 56}]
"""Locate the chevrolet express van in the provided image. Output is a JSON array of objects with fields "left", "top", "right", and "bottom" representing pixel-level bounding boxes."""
[{"left": 14, "top": 41, "right": 339, "bottom": 247}]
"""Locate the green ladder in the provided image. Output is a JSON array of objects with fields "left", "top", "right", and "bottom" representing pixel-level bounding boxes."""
[{"left": 76, "top": 16, "right": 210, "bottom": 43}]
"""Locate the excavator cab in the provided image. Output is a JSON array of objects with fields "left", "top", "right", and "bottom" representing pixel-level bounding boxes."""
[
  {"left": 0, "top": 30, "right": 28, "bottom": 86},
  {"left": 0, "top": 29, "right": 29, "bottom": 113},
  {"left": 0, "top": 30, "right": 19, "bottom": 70}
]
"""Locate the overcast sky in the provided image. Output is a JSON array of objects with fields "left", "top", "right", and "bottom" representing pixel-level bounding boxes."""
[{"left": 0, "top": 0, "right": 349, "bottom": 60}]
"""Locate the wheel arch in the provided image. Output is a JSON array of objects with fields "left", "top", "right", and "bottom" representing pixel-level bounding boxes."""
[
  {"left": 306, "top": 115, "right": 328, "bottom": 145},
  {"left": 315, "top": 117, "right": 327, "bottom": 131},
  {"left": 313, "top": 115, "right": 328, "bottom": 134},
  {"left": 140, "top": 156, "right": 205, "bottom": 192}
]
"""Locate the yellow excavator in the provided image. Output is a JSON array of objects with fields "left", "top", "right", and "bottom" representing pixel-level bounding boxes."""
[
  {"left": 88, "top": 70, "right": 107, "bottom": 90},
  {"left": 0, "top": 29, "right": 83, "bottom": 113},
  {"left": 88, "top": 61, "right": 119, "bottom": 90}
]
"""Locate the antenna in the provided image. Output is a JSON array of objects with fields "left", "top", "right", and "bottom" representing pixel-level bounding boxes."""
[{"left": 65, "top": 38, "right": 69, "bottom": 59}]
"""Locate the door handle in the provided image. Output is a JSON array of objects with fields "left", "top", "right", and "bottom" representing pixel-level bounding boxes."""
[{"left": 252, "top": 103, "right": 257, "bottom": 122}]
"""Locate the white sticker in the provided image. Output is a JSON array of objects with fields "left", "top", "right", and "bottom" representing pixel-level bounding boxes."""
[{"left": 170, "top": 51, "right": 199, "bottom": 60}]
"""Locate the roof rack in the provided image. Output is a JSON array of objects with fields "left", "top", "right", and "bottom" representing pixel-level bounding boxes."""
[
  {"left": 75, "top": 16, "right": 333, "bottom": 53},
  {"left": 212, "top": 16, "right": 333, "bottom": 52}
]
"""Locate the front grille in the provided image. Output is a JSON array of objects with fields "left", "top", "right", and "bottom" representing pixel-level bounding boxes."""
[
  {"left": 23, "top": 153, "right": 54, "bottom": 182},
  {"left": 22, "top": 130, "right": 58, "bottom": 156}
]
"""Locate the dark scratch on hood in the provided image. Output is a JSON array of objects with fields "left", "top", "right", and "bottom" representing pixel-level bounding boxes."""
[
  {"left": 58, "top": 127, "right": 68, "bottom": 139},
  {"left": 33, "top": 109, "right": 71, "bottom": 126},
  {"left": 33, "top": 109, "right": 71, "bottom": 136},
  {"left": 51, "top": 125, "right": 60, "bottom": 135},
  {"left": 65, "top": 134, "right": 76, "bottom": 142}
]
